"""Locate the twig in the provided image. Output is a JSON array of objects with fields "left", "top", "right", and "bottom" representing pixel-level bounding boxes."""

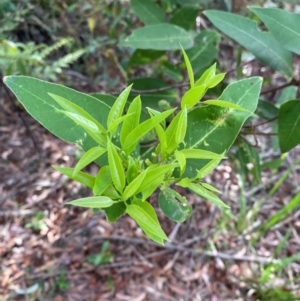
[
  {"left": 92, "top": 235, "right": 280, "bottom": 264},
  {"left": 261, "top": 79, "right": 300, "bottom": 95}
]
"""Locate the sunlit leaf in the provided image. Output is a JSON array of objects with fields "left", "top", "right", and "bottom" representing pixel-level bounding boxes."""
[
  {"left": 93, "top": 166, "right": 112, "bottom": 196},
  {"left": 66, "top": 196, "right": 115, "bottom": 208}
]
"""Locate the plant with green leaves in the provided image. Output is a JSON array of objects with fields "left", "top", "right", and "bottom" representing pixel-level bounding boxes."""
[{"left": 4, "top": 48, "right": 262, "bottom": 245}]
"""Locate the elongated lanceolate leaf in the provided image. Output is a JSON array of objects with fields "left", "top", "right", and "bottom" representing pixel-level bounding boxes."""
[
  {"left": 181, "top": 85, "right": 206, "bottom": 109},
  {"left": 48, "top": 93, "right": 106, "bottom": 133},
  {"left": 120, "top": 96, "right": 141, "bottom": 147},
  {"left": 104, "top": 202, "right": 126, "bottom": 222},
  {"left": 73, "top": 146, "right": 107, "bottom": 176},
  {"left": 278, "top": 100, "right": 300, "bottom": 152},
  {"left": 120, "top": 24, "right": 194, "bottom": 50},
  {"left": 66, "top": 196, "right": 115, "bottom": 208},
  {"left": 123, "top": 108, "right": 175, "bottom": 154},
  {"left": 184, "top": 77, "right": 262, "bottom": 178},
  {"left": 3, "top": 76, "right": 110, "bottom": 161},
  {"left": 52, "top": 165, "right": 95, "bottom": 189},
  {"left": 204, "top": 10, "right": 293, "bottom": 77},
  {"left": 137, "top": 163, "right": 178, "bottom": 193},
  {"left": 122, "top": 170, "right": 147, "bottom": 200},
  {"left": 107, "top": 140, "right": 125, "bottom": 193},
  {"left": 107, "top": 85, "right": 132, "bottom": 133},
  {"left": 180, "top": 149, "right": 224, "bottom": 159},
  {"left": 250, "top": 7, "right": 300, "bottom": 56},
  {"left": 126, "top": 203, "right": 169, "bottom": 245},
  {"left": 175, "top": 107, "right": 187, "bottom": 144},
  {"left": 93, "top": 166, "right": 112, "bottom": 196},
  {"left": 131, "top": 0, "right": 165, "bottom": 25},
  {"left": 181, "top": 46, "right": 194, "bottom": 87}
]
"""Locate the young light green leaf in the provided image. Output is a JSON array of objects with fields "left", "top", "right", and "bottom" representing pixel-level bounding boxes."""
[
  {"left": 62, "top": 111, "right": 99, "bottom": 133},
  {"left": 66, "top": 196, "right": 115, "bottom": 208},
  {"left": 195, "top": 63, "right": 216, "bottom": 87},
  {"left": 148, "top": 109, "right": 167, "bottom": 154},
  {"left": 158, "top": 188, "right": 192, "bottom": 223},
  {"left": 181, "top": 45, "right": 194, "bottom": 88},
  {"left": 107, "top": 139, "right": 125, "bottom": 193},
  {"left": 122, "top": 170, "right": 147, "bottom": 200},
  {"left": 120, "top": 96, "right": 141, "bottom": 147},
  {"left": 126, "top": 203, "right": 169, "bottom": 245},
  {"left": 201, "top": 182, "right": 221, "bottom": 193},
  {"left": 176, "top": 177, "right": 191, "bottom": 188},
  {"left": 137, "top": 163, "right": 178, "bottom": 194},
  {"left": 203, "top": 99, "right": 250, "bottom": 112},
  {"left": 196, "top": 158, "right": 222, "bottom": 179},
  {"left": 132, "top": 200, "right": 165, "bottom": 244},
  {"left": 73, "top": 146, "right": 106, "bottom": 176},
  {"left": 126, "top": 157, "right": 139, "bottom": 184},
  {"left": 107, "top": 113, "right": 133, "bottom": 133},
  {"left": 107, "top": 85, "right": 132, "bottom": 133},
  {"left": 52, "top": 165, "right": 95, "bottom": 189},
  {"left": 93, "top": 166, "right": 112, "bottom": 196},
  {"left": 181, "top": 85, "right": 206, "bottom": 109},
  {"left": 207, "top": 73, "right": 226, "bottom": 88},
  {"left": 175, "top": 150, "right": 186, "bottom": 176},
  {"left": 123, "top": 108, "right": 176, "bottom": 154},
  {"left": 142, "top": 173, "right": 165, "bottom": 201},
  {"left": 48, "top": 93, "right": 106, "bottom": 133},
  {"left": 102, "top": 185, "right": 120, "bottom": 200},
  {"left": 180, "top": 149, "right": 224, "bottom": 159},
  {"left": 175, "top": 107, "right": 187, "bottom": 144},
  {"left": 188, "top": 183, "right": 229, "bottom": 208}
]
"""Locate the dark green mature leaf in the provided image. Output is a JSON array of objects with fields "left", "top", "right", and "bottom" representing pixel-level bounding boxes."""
[
  {"left": 250, "top": 7, "right": 300, "bottom": 55},
  {"left": 186, "top": 30, "right": 220, "bottom": 73},
  {"left": 255, "top": 100, "right": 278, "bottom": 121},
  {"left": 89, "top": 93, "right": 116, "bottom": 107},
  {"left": 128, "top": 49, "right": 165, "bottom": 67},
  {"left": 52, "top": 165, "right": 95, "bottom": 189},
  {"left": 66, "top": 196, "right": 115, "bottom": 208},
  {"left": 104, "top": 202, "right": 126, "bottom": 222},
  {"left": 237, "top": 139, "right": 261, "bottom": 183},
  {"left": 170, "top": 6, "right": 199, "bottom": 30},
  {"left": 204, "top": 10, "right": 293, "bottom": 77},
  {"left": 131, "top": 0, "right": 165, "bottom": 25},
  {"left": 3, "top": 76, "right": 110, "bottom": 159},
  {"left": 158, "top": 188, "right": 192, "bottom": 222},
  {"left": 278, "top": 100, "right": 300, "bottom": 152},
  {"left": 184, "top": 77, "right": 262, "bottom": 178},
  {"left": 119, "top": 24, "right": 194, "bottom": 50},
  {"left": 129, "top": 78, "right": 177, "bottom": 110}
]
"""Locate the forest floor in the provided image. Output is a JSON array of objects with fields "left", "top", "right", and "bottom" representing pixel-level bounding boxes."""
[{"left": 1, "top": 82, "right": 300, "bottom": 301}]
